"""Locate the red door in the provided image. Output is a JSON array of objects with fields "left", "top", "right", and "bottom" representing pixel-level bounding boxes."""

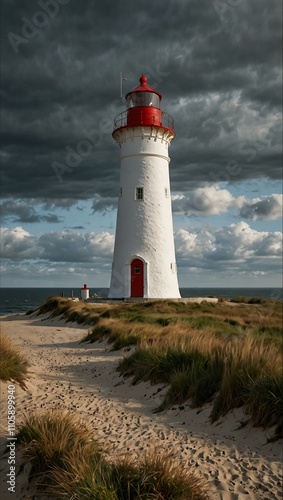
[{"left": 131, "top": 259, "right": 144, "bottom": 297}]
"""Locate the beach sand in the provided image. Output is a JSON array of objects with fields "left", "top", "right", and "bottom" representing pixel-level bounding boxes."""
[{"left": 0, "top": 312, "right": 282, "bottom": 499}]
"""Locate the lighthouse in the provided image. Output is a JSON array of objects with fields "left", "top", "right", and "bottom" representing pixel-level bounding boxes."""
[{"left": 108, "top": 74, "right": 180, "bottom": 299}]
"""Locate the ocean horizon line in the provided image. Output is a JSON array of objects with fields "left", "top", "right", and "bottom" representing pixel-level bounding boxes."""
[{"left": 1, "top": 286, "right": 282, "bottom": 317}]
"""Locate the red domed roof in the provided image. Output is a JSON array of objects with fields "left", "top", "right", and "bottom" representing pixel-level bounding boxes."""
[{"left": 125, "top": 74, "right": 162, "bottom": 100}]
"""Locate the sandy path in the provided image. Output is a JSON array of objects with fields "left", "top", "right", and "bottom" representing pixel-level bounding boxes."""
[{"left": 0, "top": 313, "right": 282, "bottom": 499}]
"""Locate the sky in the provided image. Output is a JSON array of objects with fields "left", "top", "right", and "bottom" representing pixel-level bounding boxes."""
[{"left": 0, "top": 0, "right": 282, "bottom": 289}]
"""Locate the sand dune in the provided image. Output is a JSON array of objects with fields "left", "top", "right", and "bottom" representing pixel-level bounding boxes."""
[{"left": 0, "top": 312, "right": 282, "bottom": 499}]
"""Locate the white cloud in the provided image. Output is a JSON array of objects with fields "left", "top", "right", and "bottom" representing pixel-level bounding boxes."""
[
  {"left": 172, "top": 185, "right": 244, "bottom": 215},
  {"left": 172, "top": 186, "right": 282, "bottom": 220},
  {"left": 0, "top": 227, "right": 38, "bottom": 259},
  {"left": 0, "top": 227, "right": 114, "bottom": 263},
  {"left": 39, "top": 231, "right": 114, "bottom": 262},
  {"left": 1, "top": 223, "right": 282, "bottom": 286},
  {"left": 175, "top": 222, "right": 282, "bottom": 272}
]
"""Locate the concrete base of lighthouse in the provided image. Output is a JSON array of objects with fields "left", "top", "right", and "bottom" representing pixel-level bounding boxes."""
[
  {"left": 108, "top": 256, "right": 180, "bottom": 300},
  {"left": 87, "top": 297, "right": 218, "bottom": 304}
]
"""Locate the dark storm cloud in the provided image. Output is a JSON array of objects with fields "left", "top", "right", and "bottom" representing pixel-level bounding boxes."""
[
  {"left": 91, "top": 195, "right": 117, "bottom": 213},
  {"left": 0, "top": 199, "right": 62, "bottom": 223},
  {"left": 1, "top": 0, "right": 282, "bottom": 209}
]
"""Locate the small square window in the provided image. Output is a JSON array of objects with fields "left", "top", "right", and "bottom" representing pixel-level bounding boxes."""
[
  {"left": 134, "top": 266, "right": 140, "bottom": 274},
  {"left": 136, "top": 187, "right": 144, "bottom": 200}
]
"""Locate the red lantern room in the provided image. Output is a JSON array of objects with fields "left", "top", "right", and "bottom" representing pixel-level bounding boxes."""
[
  {"left": 125, "top": 74, "right": 162, "bottom": 127},
  {"left": 113, "top": 74, "right": 175, "bottom": 136}
]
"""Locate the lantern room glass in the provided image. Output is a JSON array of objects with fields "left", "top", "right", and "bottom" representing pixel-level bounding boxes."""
[{"left": 126, "top": 92, "right": 160, "bottom": 109}]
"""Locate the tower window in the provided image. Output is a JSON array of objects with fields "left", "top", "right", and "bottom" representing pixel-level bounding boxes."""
[
  {"left": 170, "top": 262, "right": 177, "bottom": 273},
  {"left": 120, "top": 187, "right": 123, "bottom": 197},
  {"left": 136, "top": 187, "right": 144, "bottom": 200},
  {"left": 165, "top": 188, "right": 169, "bottom": 198}
]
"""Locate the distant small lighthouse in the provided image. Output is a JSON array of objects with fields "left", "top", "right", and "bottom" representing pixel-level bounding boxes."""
[
  {"left": 81, "top": 284, "right": 89, "bottom": 300},
  {"left": 108, "top": 74, "right": 180, "bottom": 299}
]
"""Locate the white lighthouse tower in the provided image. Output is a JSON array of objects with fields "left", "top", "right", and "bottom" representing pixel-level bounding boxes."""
[{"left": 108, "top": 74, "right": 180, "bottom": 299}]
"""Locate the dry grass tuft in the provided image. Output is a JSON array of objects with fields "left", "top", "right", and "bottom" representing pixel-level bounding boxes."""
[
  {"left": 17, "top": 410, "right": 103, "bottom": 486},
  {"left": 111, "top": 450, "right": 210, "bottom": 499},
  {"left": 17, "top": 410, "right": 210, "bottom": 499},
  {"left": 0, "top": 334, "right": 29, "bottom": 388},
  {"left": 37, "top": 296, "right": 110, "bottom": 325}
]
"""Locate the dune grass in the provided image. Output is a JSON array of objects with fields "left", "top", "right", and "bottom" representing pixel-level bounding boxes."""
[
  {"left": 36, "top": 296, "right": 110, "bottom": 325},
  {"left": 17, "top": 411, "right": 103, "bottom": 484},
  {"left": 83, "top": 299, "right": 282, "bottom": 434},
  {"left": 0, "top": 334, "right": 29, "bottom": 388},
  {"left": 83, "top": 299, "right": 282, "bottom": 344},
  {"left": 35, "top": 297, "right": 283, "bottom": 435},
  {"left": 37, "top": 296, "right": 282, "bottom": 342},
  {"left": 17, "top": 410, "right": 210, "bottom": 499},
  {"left": 118, "top": 334, "right": 282, "bottom": 435}
]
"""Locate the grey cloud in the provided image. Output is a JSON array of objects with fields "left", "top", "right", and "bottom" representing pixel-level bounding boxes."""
[
  {"left": 0, "top": 200, "right": 62, "bottom": 223},
  {"left": 0, "top": 200, "right": 41, "bottom": 223},
  {"left": 43, "top": 213, "right": 62, "bottom": 223},
  {"left": 91, "top": 196, "right": 118, "bottom": 213},
  {"left": 238, "top": 194, "right": 283, "bottom": 221}
]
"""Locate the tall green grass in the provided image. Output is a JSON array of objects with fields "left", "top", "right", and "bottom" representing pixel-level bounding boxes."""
[
  {"left": 17, "top": 410, "right": 210, "bottom": 499},
  {"left": 245, "top": 374, "right": 283, "bottom": 438},
  {"left": 0, "top": 334, "right": 29, "bottom": 388}
]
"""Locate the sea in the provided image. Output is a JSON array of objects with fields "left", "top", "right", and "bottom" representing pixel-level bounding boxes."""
[{"left": 0, "top": 287, "right": 282, "bottom": 316}]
